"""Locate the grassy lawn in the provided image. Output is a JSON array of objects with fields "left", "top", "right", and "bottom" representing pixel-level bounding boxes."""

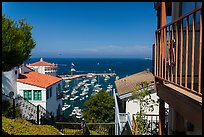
[{"left": 2, "top": 116, "right": 61, "bottom": 135}]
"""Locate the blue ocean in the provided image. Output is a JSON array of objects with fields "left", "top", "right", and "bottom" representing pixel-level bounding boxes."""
[{"left": 24, "top": 58, "right": 152, "bottom": 121}]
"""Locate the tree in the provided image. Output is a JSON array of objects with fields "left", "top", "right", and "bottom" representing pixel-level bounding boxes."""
[
  {"left": 131, "top": 81, "right": 158, "bottom": 135},
  {"left": 2, "top": 14, "right": 36, "bottom": 72},
  {"left": 83, "top": 90, "right": 114, "bottom": 123}
]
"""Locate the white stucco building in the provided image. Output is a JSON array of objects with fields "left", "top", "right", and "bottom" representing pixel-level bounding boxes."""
[
  {"left": 115, "top": 70, "right": 169, "bottom": 122},
  {"left": 17, "top": 71, "right": 63, "bottom": 117},
  {"left": 27, "top": 58, "right": 57, "bottom": 76}
]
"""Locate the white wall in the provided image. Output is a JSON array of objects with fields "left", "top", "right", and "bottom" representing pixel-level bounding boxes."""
[
  {"left": 46, "top": 81, "right": 63, "bottom": 116},
  {"left": 126, "top": 92, "right": 169, "bottom": 121},
  {"left": 17, "top": 81, "right": 62, "bottom": 117},
  {"left": 17, "top": 82, "right": 47, "bottom": 109},
  {"left": 2, "top": 67, "right": 18, "bottom": 97}
]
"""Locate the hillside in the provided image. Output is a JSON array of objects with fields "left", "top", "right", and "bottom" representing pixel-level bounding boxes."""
[{"left": 2, "top": 116, "right": 61, "bottom": 135}]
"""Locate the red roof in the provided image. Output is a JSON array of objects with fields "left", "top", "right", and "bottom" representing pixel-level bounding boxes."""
[
  {"left": 17, "top": 71, "right": 62, "bottom": 88},
  {"left": 28, "top": 61, "right": 57, "bottom": 67}
]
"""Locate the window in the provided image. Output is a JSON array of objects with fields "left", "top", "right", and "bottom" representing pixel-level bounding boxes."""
[
  {"left": 24, "top": 90, "right": 32, "bottom": 100},
  {"left": 50, "top": 87, "right": 52, "bottom": 98},
  {"left": 46, "top": 88, "right": 49, "bottom": 99},
  {"left": 33, "top": 90, "right": 42, "bottom": 100},
  {"left": 56, "top": 87, "right": 58, "bottom": 96},
  {"left": 58, "top": 84, "right": 61, "bottom": 93}
]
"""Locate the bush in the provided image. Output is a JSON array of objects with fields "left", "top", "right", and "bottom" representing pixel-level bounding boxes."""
[
  {"left": 63, "top": 128, "right": 83, "bottom": 135},
  {"left": 2, "top": 116, "right": 60, "bottom": 135},
  {"left": 2, "top": 100, "right": 20, "bottom": 119}
]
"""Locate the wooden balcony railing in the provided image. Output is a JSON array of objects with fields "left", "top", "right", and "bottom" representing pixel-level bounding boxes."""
[{"left": 154, "top": 7, "right": 202, "bottom": 97}]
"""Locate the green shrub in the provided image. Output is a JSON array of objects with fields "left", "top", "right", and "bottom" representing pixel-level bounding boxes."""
[
  {"left": 2, "top": 116, "right": 60, "bottom": 135},
  {"left": 2, "top": 100, "right": 20, "bottom": 118},
  {"left": 63, "top": 128, "right": 83, "bottom": 135}
]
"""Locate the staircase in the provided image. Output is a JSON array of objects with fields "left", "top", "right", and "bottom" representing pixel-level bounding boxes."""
[{"left": 113, "top": 89, "right": 132, "bottom": 135}]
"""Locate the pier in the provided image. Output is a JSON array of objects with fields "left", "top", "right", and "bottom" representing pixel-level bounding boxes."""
[{"left": 58, "top": 73, "right": 116, "bottom": 80}]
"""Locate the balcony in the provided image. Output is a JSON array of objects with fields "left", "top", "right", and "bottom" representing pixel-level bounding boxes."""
[{"left": 154, "top": 7, "right": 202, "bottom": 97}]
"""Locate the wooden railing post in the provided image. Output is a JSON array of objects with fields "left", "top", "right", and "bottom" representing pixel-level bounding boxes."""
[{"left": 159, "top": 99, "right": 165, "bottom": 135}]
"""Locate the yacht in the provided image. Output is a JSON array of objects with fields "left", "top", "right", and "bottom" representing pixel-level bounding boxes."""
[
  {"left": 71, "top": 89, "right": 78, "bottom": 95},
  {"left": 104, "top": 75, "right": 110, "bottom": 81},
  {"left": 70, "top": 96, "right": 79, "bottom": 101},
  {"left": 62, "top": 104, "right": 71, "bottom": 111}
]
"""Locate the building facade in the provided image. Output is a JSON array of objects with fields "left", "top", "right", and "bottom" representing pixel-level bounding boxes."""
[
  {"left": 154, "top": 2, "right": 202, "bottom": 135},
  {"left": 27, "top": 58, "right": 57, "bottom": 76},
  {"left": 17, "top": 71, "right": 63, "bottom": 117}
]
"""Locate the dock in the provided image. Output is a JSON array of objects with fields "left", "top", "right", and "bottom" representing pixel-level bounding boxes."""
[{"left": 58, "top": 73, "right": 116, "bottom": 80}]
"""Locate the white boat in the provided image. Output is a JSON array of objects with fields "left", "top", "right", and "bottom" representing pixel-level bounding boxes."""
[
  {"left": 71, "top": 68, "right": 76, "bottom": 72},
  {"left": 106, "top": 89, "right": 112, "bottom": 92},
  {"left": 91, "top": 78, "right": 97, "bottom": 84},
  {"left": 85, "top": 83, "right": 91, "bottom": 87},
  {"left": 70, "top": 96, "right": 79, "bottom": 100},
  {"left": 115, "top": 76, "right": 119, "bottom": 80},
  {"left": 71, "top": 89, "right": 78, "bottom": 95},
  {"left": 94, "top": 84, "right": 101, "bottom": 88},
  {"left": 83, "top": 79, "right": 89, "bottom": 83},
  {"left": 83, "top": 87, "right": 89, "bottom": 92},
  {"left": 63, "top": 90, "right": 69, "bottom": 94},
  {"left": 76, "top": 115, "right": 82, "bottom": 119},
  {"left": 80, "top": 92, "right": 87, "bottom": 96},
  {"left": 80, "top": 97, "right": 85, "bottom": 100},
  {"left": 65, "top": 79, "right": 71, "bottom": 83},
  {"left": 64, "top": 84, "right": 69, "bottom": 88},
  {"left": 104, "top": 76, "right": 110, "bottom": 81},
  {"left": 87, "top": 73, "right": 94, "bottom": 78},
  {"left": 62, "top": 104, "right": 71, "bottom": 111}
]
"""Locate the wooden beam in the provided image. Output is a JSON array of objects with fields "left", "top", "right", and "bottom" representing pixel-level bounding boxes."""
[
  {"left": 191, "top": 13, "right": 195, "bottom": 90},
  {"left": 175, "top": 23, "right": 178, "bottom": 84},
  {"left": 158, "top": 98, "right": 165, "bottom": 135},
  {"left": 198, "top": 13, "right": 202, "bottom": 94},
  {"left": 171, "top": 25, "right": 174, "bottom": 82},
  {"left": 180, "top": 19, "right": 183, "bottom": 86},
  {"left": 185, "top": 17, "right": 189, "bottom": 88},
  {"left": 156, "top": 83, "right": 202, "bottom": 130},
  {"left": 167, "top": 26, "right": 171, "bottom": 81}
]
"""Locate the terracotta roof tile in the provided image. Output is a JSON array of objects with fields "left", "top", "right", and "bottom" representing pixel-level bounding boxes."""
[
  {"left": 28, "top": 60, "right": 57, "bottom": 67},
  {"left": 17, "top": 71, "right": 62, "bottom": 88},
  {"left": 115, "top": 70, "right": 154, "bottom": 96}
]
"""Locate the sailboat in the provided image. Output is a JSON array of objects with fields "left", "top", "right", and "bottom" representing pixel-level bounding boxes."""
[{"left": 70, "top": 63, "right": 76, "bottom": 75}]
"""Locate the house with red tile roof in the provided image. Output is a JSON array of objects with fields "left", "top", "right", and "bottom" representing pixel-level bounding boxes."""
[
  {"left": 17, "top": 71, "right": 63, "bottom": 117},
  {"left": 27, "top": 58, "right": 57, "bottom": 76}
]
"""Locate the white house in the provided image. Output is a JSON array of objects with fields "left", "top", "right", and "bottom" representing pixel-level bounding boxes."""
[
  {"left": 2, "top": 65, "right": 34, "bottom": 99},
  {"left": 17, "top": 71, "right": 63, "bottom": 117},
  {"left": 27, "top": 58, "right": 57, "bottom": 76},
  {"left": 115, "top": 69, "right": 169, "bottom": 126}
]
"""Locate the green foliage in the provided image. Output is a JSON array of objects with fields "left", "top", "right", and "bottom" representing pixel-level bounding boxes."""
[
  {"left": 2, "top": 14, "right": 36, "bottom": 72},
  {"left": 63, "top": 128, "right": 105, "bottom": 135},
  {"left": 131, "top": 81, "right": 158, "bottom": 135},
  {"left": 63, "top": 128, "right": 83, "bottom": 135},
  {"left": 2, "top": 100, "right": 20, "bottom": 119},
  {"left": 2, "top": 116, "right": 60, "bottom": 135},
  {"left": 83, "top": 90, "right": 114, "bottom": 123},
  {"left": 135, "top": 111, "right": 147, "bottom": 134}
]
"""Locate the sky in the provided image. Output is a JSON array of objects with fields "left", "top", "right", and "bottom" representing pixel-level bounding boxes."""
[{"left": 2, "top": 2, "right": 157, "bottom": 58}]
